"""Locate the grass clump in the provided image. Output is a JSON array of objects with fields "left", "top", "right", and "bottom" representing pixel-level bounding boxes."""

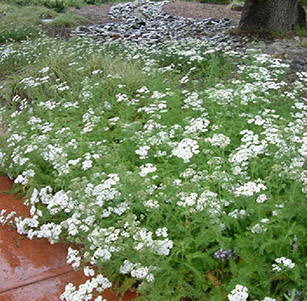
[
  {"left": 0, "top": 3, "right": 91, "bottom": 43},
  {"left": 48, "top": 13, "right": 91, "bottom": 27},
  {"left": 0, "top": 4, "right": 42, "bottom": 43},
  {"left": 294, "top": 25, "right": 307, "bottom": 38}
]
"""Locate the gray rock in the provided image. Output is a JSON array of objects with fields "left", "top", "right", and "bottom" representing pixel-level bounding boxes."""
[
  {"left": 291, "top": 58, "right": 305, "bottom": 65},
  {"left": 290, "top": 63, "right": 304, "bottom": 72},
  {"left": 230, "top": 3, "right": 244, "bottom": 12}
]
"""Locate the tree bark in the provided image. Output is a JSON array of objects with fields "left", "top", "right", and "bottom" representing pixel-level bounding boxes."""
[{"left": 239, "top": 0, "right": 306, "bottom": 32}]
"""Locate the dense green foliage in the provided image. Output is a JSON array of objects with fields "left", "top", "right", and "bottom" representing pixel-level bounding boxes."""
[
  {"left": 2, "top": 0, "right": 83, "bottom": 11},
  {"left": 0, "top": 34, "right": 306, "bottom": 300}
]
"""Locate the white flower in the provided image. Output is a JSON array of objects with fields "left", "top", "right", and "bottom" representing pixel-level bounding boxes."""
[
  {"left": 228, "top": 284, "right": 249, "bottom": 301},
  {"left": 146, "top": 273, "right": 155, "bottom": 282},
  {"left": 139, "top": 163, "right": 157, "bottom": 177},
  {"left": 39, "top": 66, "right": 49, "bottom": 73},
  {"left": 156, "top": 227, "right": 168, "bottom": 238},
  {"left": 272, "top": 257, "right": 295, "bottom": 272},
  {"left": 172, "top": 138, "right": 199, "bottom": 163},
  {"left": 84, "top": 266, "right": 95, "bottom": 277},
  {"left": 92, "top": 69, "right": 102, "bottom": 74},
  {"left": 93, "top": 248, "right": 112, "bottom": 262},
  {"left": 256, "top": 194, "right": 268, "bottom": 203},
  {"left": 205, "top": 133, "right": 231, "bottom": 148},
  {"left": 234, "top": 180, "right": 267, "bottom": 197},
  {"left": 116, "top": 93, "right": 129, "bottom": 102},
  {"left": 136, "top": 86, "right": 149, "bottom": 94},
  {"left": 131, "top": 266, "right": 149, "bottom": 279},
  {"left": 251, "top": 223, "right": 267, "bottom": 234},
  {"left": 184, "top": 117, "right": 210, "bottom": 134},
  {"left": 67, "top": 247, "right": 81, "bottom": 268},
  {"left": 144, "top": 199, "right": 160, "bottom": 209},
  {"left": 82, "top": 159, "right": 92, "bottom": 170},
  {"left": 152, "top": 238, "right": 173, "bottom": 256},
  {"left": 14, "top": 169, "right": 35, "bottom": 185},
  {"left": 120, "top": 260, "right": 135, "bottom": 274},
  {"left": 135, "top": 145, "right": 150, "bottom": 159},
  {"left": 176, "top": 192, "right": 198, "bottom": 207}
]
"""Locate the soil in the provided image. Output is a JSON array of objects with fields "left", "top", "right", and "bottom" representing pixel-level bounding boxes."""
[
  {"left": 68, "top": 3, "right": 117, "bottom": 24},
  {"left": 163, "top": 2, "right": 241, "bottom": 19},
  {"left": 67, "top": 1, "right": 242, "bottom": 24}
]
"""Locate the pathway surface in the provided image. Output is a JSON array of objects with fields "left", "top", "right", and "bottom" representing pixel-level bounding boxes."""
[{"left": 0, "top": 177, "right": 136, "bottom": 301}]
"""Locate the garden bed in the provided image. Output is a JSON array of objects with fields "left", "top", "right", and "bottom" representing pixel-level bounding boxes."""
[{"left": 0, "top": 1, "right": 306, "bottom": 300}]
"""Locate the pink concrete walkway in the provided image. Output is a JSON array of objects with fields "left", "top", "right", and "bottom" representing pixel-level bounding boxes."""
[{"left": 0, "top": 177, "right": 136, "bottom": 301}]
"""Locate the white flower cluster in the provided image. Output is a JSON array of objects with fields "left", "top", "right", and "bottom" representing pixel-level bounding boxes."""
[
  {"left": 90, "top": 174, "right": 121, "bottom": 207},
  {"left": 119, "top": 260, "right": 155, "bottom": 282},
  {"left": 60, "top": 274, "right": 111, "bottom": 301},
  {"left": 172, "top": 138, "right": 199, "bottom": 163},
  {"left": 138, "top": 100, "right": 167, "bottom": 114},
  {"left": 0, "top": 209, "right": 16, "bottom": 225},
  {"left": 229, "top": 130, "right": 267, "bottom": 176},
  {"left": 133, "top": 227, "right": 173, "bottom": 256},
  {"left": 228, "top": 209, "right": 247, "bottom": 219},
  {"left": 227, "top": 284, "right": 249, "bottom": 301},
  {"left": 272, "top": 257, "right": 295, "bottom": 272},
  {"left": 156, "top": 227, "right": 168, "bottom": 238},
  {"left": 205, "top": 133, "right": 231, "bottom": 149},
  {"left": 176, "top": 192, "right": 198, "bottom": 207},
  {"left": 116, "top": 93, "right": 129, "bottom": 103},
  {"left": 83, "top": 266, "right": 95, "bottom": 277},
  {"left": 256, "top": 194, "right": 268, "bottom": 203},
  {"left": 251, "top": 218, "right": 269, "bottom": 234},
  {"left": 87, "top": 226, "right": 122, "bottom": 264},
  {"left": 81, "top": 108, "right": 101, "bottom": 134},
  {"left": 81, "top": 153, "right": 100, "bottom": 171},
  {"left": 182, "top": 91, "right": 204, "bottom": 111},
  {"left": 135, "top": 145, "right": 150, "bottom": 159},
  {"left": 139, "top": 163, "right": 157, "bottom": 177},
  {"left": 67, "top": 247, "right": 81, "bottom": 268},
  {"left": 14, "top": 169, "right": 35, "bottom": 185},
  {"left": 144, "top": 199, "right": 160, "bottom": 209},
  {"left": 234, "top": 180, "right": 267, "bottom": 197},
  {"left": 184, "top": 116, "right": 210, "bottom": 134}
]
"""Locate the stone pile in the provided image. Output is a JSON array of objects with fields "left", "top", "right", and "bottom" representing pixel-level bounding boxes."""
[{"left": 73, "top": 0, "right": 243, "bottom": 46}]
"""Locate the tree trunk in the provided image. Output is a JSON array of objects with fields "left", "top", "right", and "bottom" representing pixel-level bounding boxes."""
[{"left": 239, "top": 0, "right": 306, "bottom": 32}]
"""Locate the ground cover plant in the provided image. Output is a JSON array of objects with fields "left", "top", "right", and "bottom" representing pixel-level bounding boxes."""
[{"left": 0, "top": 2, "right": 307, "bottom": 301}]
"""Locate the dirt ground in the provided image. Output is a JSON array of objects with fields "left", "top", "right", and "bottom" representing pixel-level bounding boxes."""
[{"left": 67, "top": 1, "right": 242, "bottom": 24}]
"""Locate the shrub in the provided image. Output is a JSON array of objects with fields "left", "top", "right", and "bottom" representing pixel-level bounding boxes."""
[{"left": 2, "top": 0, "right": 84, "bottom": 11}]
